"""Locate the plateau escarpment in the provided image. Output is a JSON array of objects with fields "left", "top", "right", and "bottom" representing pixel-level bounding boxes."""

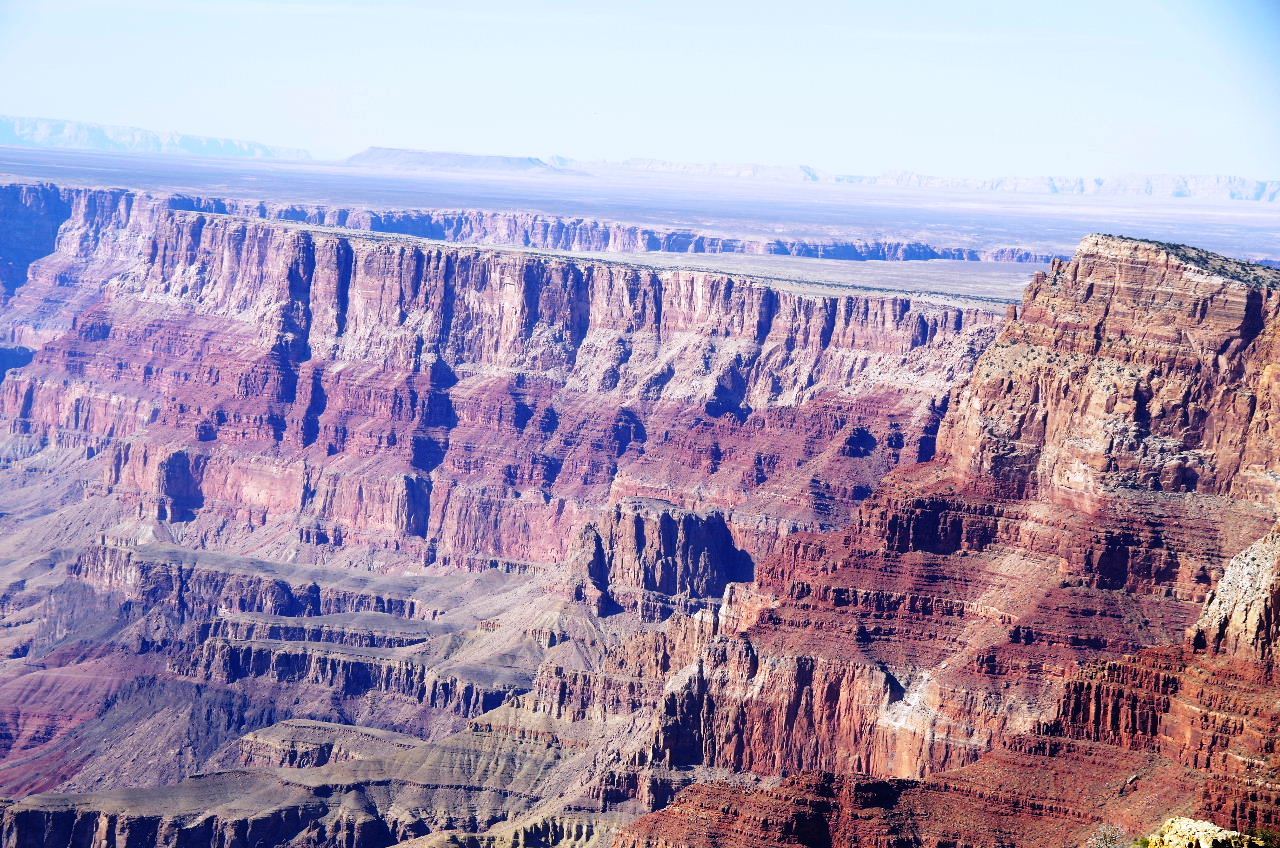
[
  {"left": 0, "top": 183, "right": 992, "bottom": 568},
  {"left": 621, "top": 236, "right": 1280, "bottom": 846},
  {"left": 0, "top": 176, "right": 1278, "bottom": 848},
  {"left": 200, "top": 200, "right": 1059, "bottom": 263},
  {"left": 0, "top": 180, "right": 994, "bottom": 815},
  {"left": 0, "top": 179, "right": 1061, "bottom": 272}
]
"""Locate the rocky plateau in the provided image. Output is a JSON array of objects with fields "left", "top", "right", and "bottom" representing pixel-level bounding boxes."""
[{"left": 0, "top": 178, "right": 1276, "bottom": 848}]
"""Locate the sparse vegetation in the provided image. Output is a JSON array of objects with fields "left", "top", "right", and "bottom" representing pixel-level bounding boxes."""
[
  {"left": 1095, "top": 233, "right": 1280, "bottom": 289},
  {"left": 1085, "top": 824, "right": 1129, "bottom": 848},
  {"left": 1251, "top": 829, "right": 1280, "bottom": 848}
]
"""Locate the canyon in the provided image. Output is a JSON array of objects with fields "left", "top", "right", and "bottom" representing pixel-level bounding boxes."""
[
  {"left": 4, "top": 147, "right": 1277, "bottom": 267},
  {"left": 0, "top": 176, "right": 1276, "bottom": 848}
]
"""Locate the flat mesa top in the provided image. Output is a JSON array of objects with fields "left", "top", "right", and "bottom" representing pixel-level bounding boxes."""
[
  {"left": 0, "top": 145, "right": 1276, "bottom": 264},
  {"left": 1087, "top": 233, "right": 1280, "bottom": 290},
  {"left": 176, "top": 209, "right": 1036, "bottom": 305},
  {"left": 547, "top": 250, "right": 1037, "bottom": 303}
]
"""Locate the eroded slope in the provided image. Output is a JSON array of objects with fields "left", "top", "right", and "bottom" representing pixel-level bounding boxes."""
[{"left": 1, "top": 183, "right": 1277, "bottom": 847}]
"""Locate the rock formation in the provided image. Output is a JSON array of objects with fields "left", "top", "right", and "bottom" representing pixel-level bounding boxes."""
[
  {"left": 617, "top": 236, "right": 1280, "bottom": 845},
  {"left": 0, "top": 177, "right": 1277, "bottom": 848},
  {"left": 0, "top": 177, "right": 992, "bottom": 808},
  {"left": 186, "top": 196, "right": 1061, "bottom": 263},
  {"left": 1147, "top": 817, "right": 1264, "bottom": 848},
  {"left": 0, "top": 180, "right": 1062, "bottom": 273}
]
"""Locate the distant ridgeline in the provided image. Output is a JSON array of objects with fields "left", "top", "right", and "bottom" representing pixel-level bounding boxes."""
[
  {"left": 0, "top": 115, "right": 310, "bottom": 161},
  {"left": 341, "top": 147, "right": 1280, "bottom": 202}
]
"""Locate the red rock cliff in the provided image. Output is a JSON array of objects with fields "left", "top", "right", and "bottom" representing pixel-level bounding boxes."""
[
  {"left": 620, "top": 236, "right": 1280, "bottom": 846},
  {"left": 5, "top": 192, "right": 1277, "bottom": 848},
  {"left": 0, "top": 182, "right": 999, "bottom": 809}
]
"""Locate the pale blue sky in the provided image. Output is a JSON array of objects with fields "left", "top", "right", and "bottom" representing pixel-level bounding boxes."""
[{"left": 0, "top": 0, "right": 1276, "bottom": 177}]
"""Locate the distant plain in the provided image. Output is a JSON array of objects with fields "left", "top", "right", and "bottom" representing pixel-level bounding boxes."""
[{"left": 2, "top": 145, "right": 1274, "bottom": 304}]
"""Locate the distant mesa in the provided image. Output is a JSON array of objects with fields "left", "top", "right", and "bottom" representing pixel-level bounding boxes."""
[
  {"left": 343, "top": 149, "right": 826, "bottom": 182},
  {"left": 0, "top": 115, "right": 310, "bottom": 161},
  {"left": 839, "top": 170, "right": 1280, "bottom": 202},
  {"left": 344, "top": 147, "right": 560, "bottom": 173},
  {"left": 571, "top": 156, "right": 824, "bottom": 182},
  {"left": 345, "top": 146, "right": 1280, "bottom": 201},
  {"left": 2, "top": 115, "right": 1272, "bottom": 203}
]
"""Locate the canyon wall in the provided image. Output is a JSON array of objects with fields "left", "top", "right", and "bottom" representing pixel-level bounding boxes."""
[
  {"left": 0, "top": 183, "right": 995, "bottom": 571},
  {"left": 0, "top": 179, "right": 997, "bottom": 811},
  {"left": 618, "top": 236, "right": 1280, "bottom": 845},
  {"left": 193, "top": 199, "right": 1059, "bottom": 263},
  {"left": 1, "top": 179, "right": 1278, "bottom": 848},
  {"left": 0, "top": 180, "right": 1060, "bottom": 272}
]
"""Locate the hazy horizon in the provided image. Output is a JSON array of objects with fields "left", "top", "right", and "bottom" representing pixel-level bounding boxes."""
[
  {"left": 8, "top": 112, "right": 1280, "bottom": 185},
  {"left": 1, "top": 0, "right": 1278, "bottom": 179}
]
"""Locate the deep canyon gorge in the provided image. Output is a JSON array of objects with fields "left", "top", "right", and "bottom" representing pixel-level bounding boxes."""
[{"left": 0, "top": 177, "right": 1276, "bottom": 848}]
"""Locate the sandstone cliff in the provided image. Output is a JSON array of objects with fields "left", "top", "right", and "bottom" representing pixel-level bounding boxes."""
[
  {"left": 0, "top": 183, "right": 994, "bottom": 573},
  {"left": 1, "top": 181, "right": 1279, "bottom": 848},
  {"left": 618, "top": 236, "right": 1280, "bottom": 846},
  {"left": 0, "top": 179, "right": 997, "bottom": 813},
  {"left": 168, "top": 192, "right": 1059, "bottom": 263}
]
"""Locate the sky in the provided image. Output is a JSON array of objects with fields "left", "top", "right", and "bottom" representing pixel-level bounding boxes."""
[{"left": 0, "top": 0, "right": 1277, "bottom": 178}]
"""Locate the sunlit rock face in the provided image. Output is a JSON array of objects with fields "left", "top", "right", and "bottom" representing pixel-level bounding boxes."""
[
  {"left": 0, "top": 183, "right": 992, "bottom": 567},
  {"left": 0, "top": 180, "right": 990, "bottom": 822},
  {"left": 1, "top": 179, "right": 1279, "bottom": 848},
  {"left": 1146, "top": 817, "right": 1264, "bottom": 848},
  {"left": 620, "top": 236, "right": 1280, "bottom": 847}
]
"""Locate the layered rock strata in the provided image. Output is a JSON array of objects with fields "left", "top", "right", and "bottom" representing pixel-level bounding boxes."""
[
  {"left": 0, "top": 181, "right": 1059, "bottom": 277},
  {"left": 617, "top": 237, "right": 1280, "bottom": 845},
  {"left": 0, "top": 178, "right": 996, "bottom": 829},
  {"left": 1, "top": 179, "right": 1278, "bottom": 848}
]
